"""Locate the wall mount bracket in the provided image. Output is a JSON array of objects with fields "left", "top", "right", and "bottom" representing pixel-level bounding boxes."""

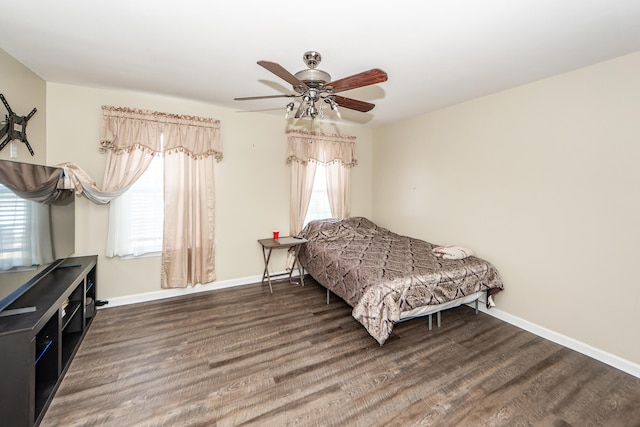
[{"left": 0, "top": 93, "right": 37, "bottom": 156}]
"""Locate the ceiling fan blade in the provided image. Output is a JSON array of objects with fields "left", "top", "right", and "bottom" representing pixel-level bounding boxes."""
[
  {"left": 334, "top": 95, "right": 375, "bottom": 113},
  {"left": 326, "top": 69, "right": 388, "bottom": 93},
  {"left": 234, "top": 94, "right": 298, "bottom": 101},
  {"left": 258, "top": 60, "right": 309, "bottom": 90}
]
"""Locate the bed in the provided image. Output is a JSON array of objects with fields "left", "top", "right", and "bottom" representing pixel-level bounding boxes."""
[{"left": 297, "top": 217, "right": 504, "bottom": 345}]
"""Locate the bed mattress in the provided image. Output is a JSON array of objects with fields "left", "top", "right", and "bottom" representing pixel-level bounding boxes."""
[{"left": 298, "top": 217, "right": 504, "bottom": 344}]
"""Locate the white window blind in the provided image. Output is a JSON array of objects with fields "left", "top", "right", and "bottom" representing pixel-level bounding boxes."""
[{"left": 0, "top": 185, "right": 29, "bottom": 269}]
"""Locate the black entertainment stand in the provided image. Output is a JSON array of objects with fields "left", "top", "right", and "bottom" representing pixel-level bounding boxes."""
[{"left": 0, "top": 255, "right": 97, "bottom": 427}]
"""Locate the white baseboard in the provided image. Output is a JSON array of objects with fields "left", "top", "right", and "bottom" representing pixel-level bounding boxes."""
[
  {"left": 469, "top": 302, "right": 640, "bottom": 379},
  {"left": 101, "top": 274, "right": 261, "bottom": 308},
  {"left": 100, "top": 275, "right": 639, "bottom": 379},
  {"left": 101, "top": 270, "right": 301, "bottom": 308}
]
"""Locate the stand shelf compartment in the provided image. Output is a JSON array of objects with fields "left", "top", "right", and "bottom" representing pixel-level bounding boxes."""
[{"left": 0, "top": 256, "right": 97, "bottom": 427}]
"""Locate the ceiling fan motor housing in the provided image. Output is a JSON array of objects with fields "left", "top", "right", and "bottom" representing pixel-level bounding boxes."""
[{"left": 294, "top": 69, "right": 332, "bottom": 88}]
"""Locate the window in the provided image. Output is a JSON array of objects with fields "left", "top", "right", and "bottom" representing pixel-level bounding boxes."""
[
  {"left": 304, "top": 163, "right": 332, "bottom": 226},
  {"left": 0, "top": 185, "right": 53, "bottom": 269},
  {"left": 106, "top": 153, "right": 164, "bottom": 257},
  {"left": 0, "top": 185, "right": 28, "bottom": 269}
]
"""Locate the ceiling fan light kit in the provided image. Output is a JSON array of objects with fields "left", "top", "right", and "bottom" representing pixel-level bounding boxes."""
[{"left": 235, "top": 51, "right": 387, "bottom": 121}]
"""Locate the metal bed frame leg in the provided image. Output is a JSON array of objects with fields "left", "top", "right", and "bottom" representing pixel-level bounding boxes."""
[
  {"left": 475, "top": 299, "right": 479, "bottom": 314},
  {"left": 327, "top": 289, "right": 330, "bottom": 305},
  {"left": 428, "top": 312, "right": 442, "bottom": 331}
]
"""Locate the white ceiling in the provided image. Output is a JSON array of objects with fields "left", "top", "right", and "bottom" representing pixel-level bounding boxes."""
[{"left": 1, "top": 0, "right": 640, "bottom": 127}]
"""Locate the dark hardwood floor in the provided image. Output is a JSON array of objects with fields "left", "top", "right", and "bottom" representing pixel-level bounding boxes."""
[{"left": 42, "top": 278, "right": 640, "bottom": 426}]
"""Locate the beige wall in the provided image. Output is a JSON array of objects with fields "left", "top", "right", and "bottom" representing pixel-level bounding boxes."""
[
  {"left": 373, "top": 51, "right": 640, "bottom": 364},
  {"left": 0, "top": 49, "right": 46, "bottom": 164},
  {"left": 45, "top": 83, "right": 373, "bottom": 300}
]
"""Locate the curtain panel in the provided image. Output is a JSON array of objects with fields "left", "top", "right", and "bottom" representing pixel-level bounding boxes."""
[
  {"left": 100, "top": 106, "right": 164, "bottom": 195},
  {"left": 57, "top": 162, "right": 123, "bottom": 205},
  {"left": 160, "top": 114, "right": 221, "bottom": 288}
]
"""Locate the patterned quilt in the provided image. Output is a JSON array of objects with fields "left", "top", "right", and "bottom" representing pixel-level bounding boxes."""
[{"left": 298, "top": 217, "right": 504, "bottom": 345}]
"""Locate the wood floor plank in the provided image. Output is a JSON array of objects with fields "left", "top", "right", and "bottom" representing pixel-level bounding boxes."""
[{"left": 41, "top": 278, "right": 640, "bottom": 426}]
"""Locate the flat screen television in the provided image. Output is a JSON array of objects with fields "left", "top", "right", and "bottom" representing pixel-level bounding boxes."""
[{"left": 0, "top": 159, "right": 75, "bottom": 316}]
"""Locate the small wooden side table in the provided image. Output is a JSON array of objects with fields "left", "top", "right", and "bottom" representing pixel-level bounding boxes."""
[{"left": 257, "top": 236, "right": 308, "bottom": 293}]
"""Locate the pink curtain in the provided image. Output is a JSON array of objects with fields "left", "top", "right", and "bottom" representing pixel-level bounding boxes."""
[
  {"left": 161, "top": 114, "right": 222, "bottom": 288},
  {"left": 289, "top": 160, "right": 318, "bottom": 241},
  {"left": 100, "top": 106, "right": 163, "bottom": 193}
]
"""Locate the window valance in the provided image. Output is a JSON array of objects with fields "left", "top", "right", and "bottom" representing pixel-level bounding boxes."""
[
  {"left": 100, "top": 105, "right": 223, "bottom": 161},
  {"left": 286, "top": 129, "right": 357, "bottom": 167}
]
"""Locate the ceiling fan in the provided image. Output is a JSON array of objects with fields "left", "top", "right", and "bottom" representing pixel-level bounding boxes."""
[{"left": 234, "top": 51, "right": 388, "bottom": 120}]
